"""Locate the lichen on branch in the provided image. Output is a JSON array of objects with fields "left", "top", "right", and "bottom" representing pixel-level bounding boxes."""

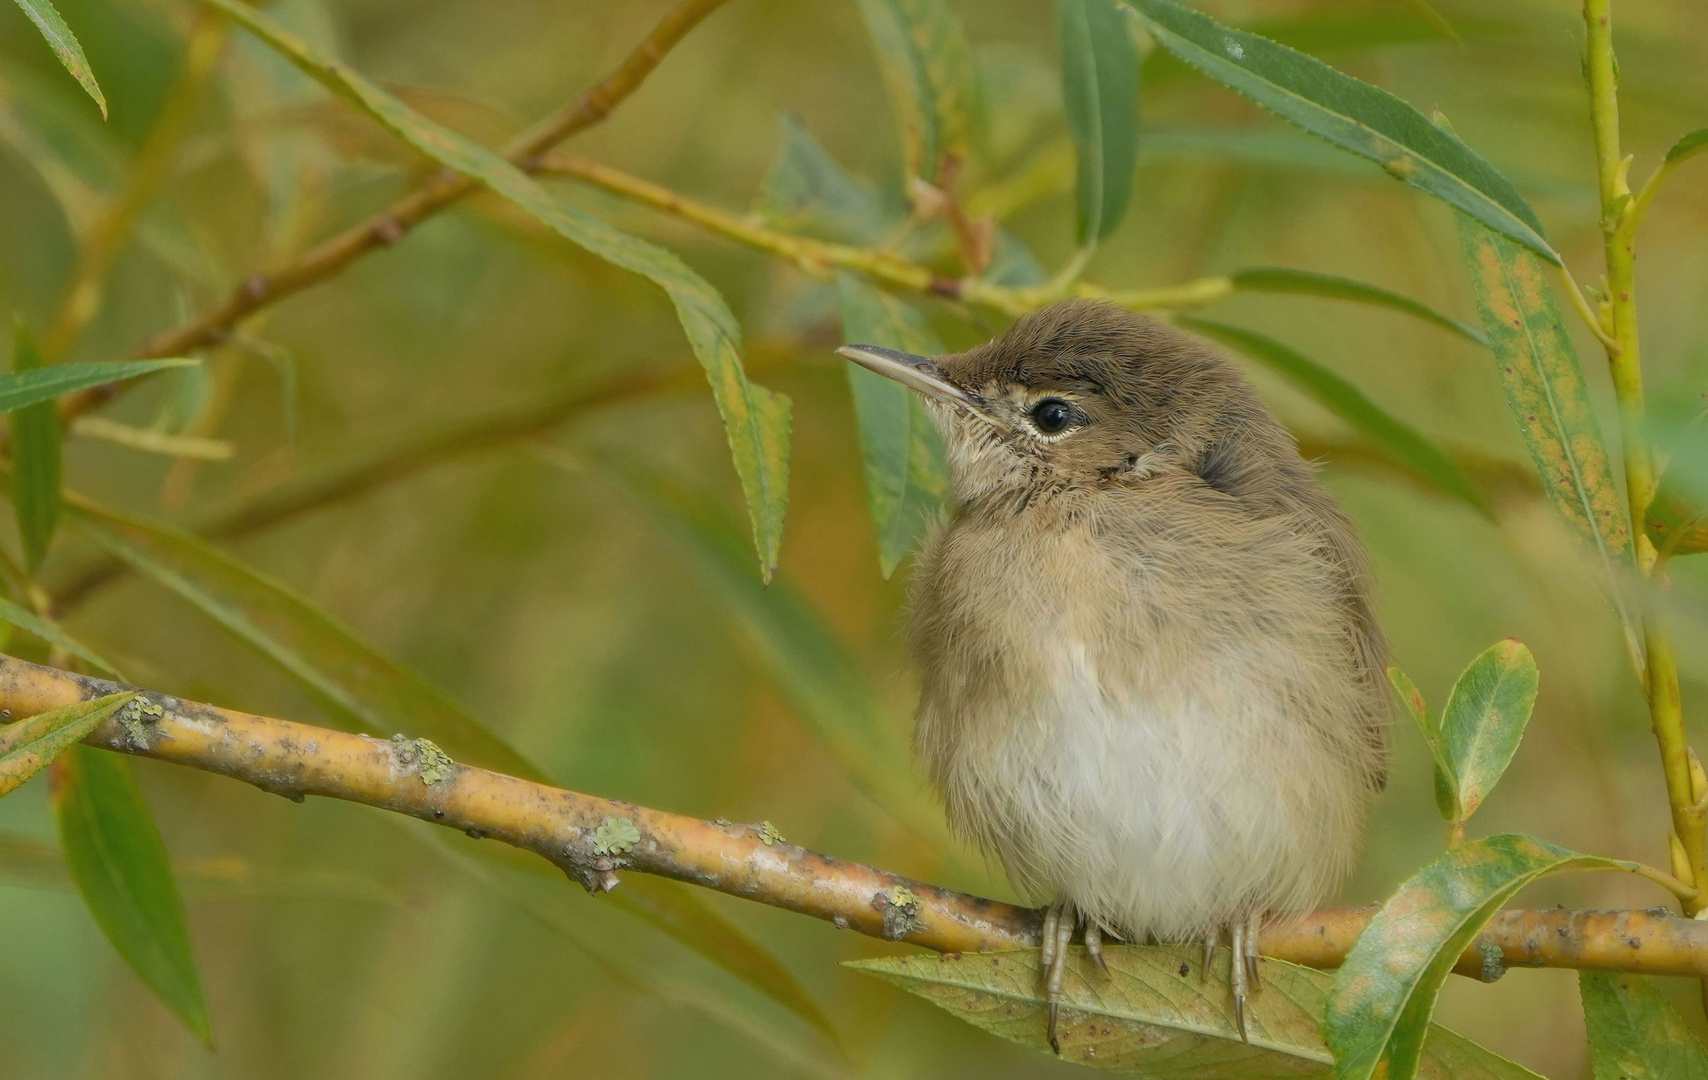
[{"left": 0, "top": 653, "right": 1704, "bottom": 980}]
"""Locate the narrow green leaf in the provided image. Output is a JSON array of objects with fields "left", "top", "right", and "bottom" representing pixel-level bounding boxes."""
[
  {"left": 63, "top": 496, "right": 843, "bottom": 1046},
  {"left": 1389, "top": 666, "right": 1454, "bottom": 821},
  {"left": 12, "top": 320, "right": 61, "bottom": 572},
  {"left": 1120, "top": 0, "right": 1556, "bottom": 262},
  {"left": 1059, "top": 0, "right": 1139, "bottom": 244},
  {"left": 835, "top": 276, "right": 949, "bottom": 578},
  {"left": 1438, "top": 639, "right": 1537, "bottom": 821},
  {"left": 756, "top": 115, "right": 896, "bottom": 245},
  {"left": 0, "top": 357, "right": 196, "bottom": 414},
  {"left": 598, "top": 460, "right": 951, "bottom": 849},
  {"left": 1327, "top": 834, "right": 1632, "bottom": 1080},
  {"left": 420, "top": 830, "right": 846, "bottom": 1078},
  {"left": 202, "top": 0, "right": 791, "bottom": 579},
  {"left": 853, "top": 0, "right": 981, "bottom": 183},
  {"left": 614, "top": 874, "right": 843, "bottom": 1050},
  {"left": 0, "top": 593, "right": 119, "bottom": 676},
  {"left": 1455, "top": 219, "right": 1633, "bottom": 575},
  {"left": 66, "top": 499, "right": 547, "bottom": 783},
  {"left": 10, "top": 0, "right": 106, "bottom": 119},
  {"left": 849, "top": 945, "right": 1542, "bottom": 1078},
  {"left": 1580, "top": 970, "right": 1708, "bottom": 1080},
  {"left": 0, "top": 691, "right": 135, "bottom": 797},
  {"left": 54, "top": 744, "right": 211, "bottom": 1043},
  {"left": 1231, "top": 267, "right": 1488, "bottom": 346},
  {"left": 1179, "top": 317, "right": 1490, "bottom": 515},
  {"left": 1664, "top": 129, "right": 1708, "bottom": 167}
]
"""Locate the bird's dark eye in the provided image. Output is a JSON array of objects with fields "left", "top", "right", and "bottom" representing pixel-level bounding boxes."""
[{"left": 1030, "top": 398, "right": 1075, "bottom": 435}]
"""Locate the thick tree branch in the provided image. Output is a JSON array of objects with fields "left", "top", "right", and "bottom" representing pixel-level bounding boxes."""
[
  {"left": 54, "top": 0, "right": 732, "bottom": 428},
  {"left": 2, "top": 653, "right": 1704, "bottom": 980}
]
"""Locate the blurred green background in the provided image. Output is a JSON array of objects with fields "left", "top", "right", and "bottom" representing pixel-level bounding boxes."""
[{"left": 0, "top": 0, "right": 1705, "bottom": 1076}]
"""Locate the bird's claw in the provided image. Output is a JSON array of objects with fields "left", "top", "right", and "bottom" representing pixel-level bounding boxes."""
[
  {"left": 1202, "top": 914, "right": 1264, "bottom": 1043},
  {"left": 1040, "top": 901, "right": 1116, "bottom": 1054}
]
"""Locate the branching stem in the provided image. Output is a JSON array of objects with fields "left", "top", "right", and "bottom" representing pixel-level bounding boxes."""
[
  {"left": 49, "top": 0, "right": 736, "bottom": 429},
  {"left": 1581, "top": 0, "right": 1705, "bottom": 914}
]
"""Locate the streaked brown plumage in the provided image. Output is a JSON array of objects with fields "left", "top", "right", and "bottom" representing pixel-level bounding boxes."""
[{"left": 839, "top": 300, "right": 1389, "bottom": 1047}]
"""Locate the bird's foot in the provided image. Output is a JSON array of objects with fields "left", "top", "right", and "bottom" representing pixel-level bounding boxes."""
[
  {"left": 1040, "top": 901, "right": 1117, "bottom": 1054},
  {"left": 1201, "top": 913, "right": 1265, "bottom": 1042}
]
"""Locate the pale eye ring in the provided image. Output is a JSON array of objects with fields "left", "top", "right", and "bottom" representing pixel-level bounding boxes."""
[{"left": 1030, "top": 398, "right": 1076, "bottom": 435}]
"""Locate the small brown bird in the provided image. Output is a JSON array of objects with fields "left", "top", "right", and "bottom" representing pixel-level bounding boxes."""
[{"left": 839, "top": 300, "right": 1388, "bottom": 1048}]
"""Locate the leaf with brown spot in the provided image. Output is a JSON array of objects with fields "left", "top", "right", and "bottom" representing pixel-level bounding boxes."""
[
  {"left": 849, "top": 945, "right": 1542, "bottom": 1077},
  {"left": 1327, "top": 834, "right": 1631, "bottom": 1080},
  {"left": 1456, "top": 217, "right": 1634, "bottom": 626},
  {"left": 0, "top": 691, "right": 135, "bottom": 797},
  {"left": 1580, "top": 970, "right": 1708, "bottom": 1079},
  {"left": 1437, "top": 640, "right": 1538, "bottom": 822}
]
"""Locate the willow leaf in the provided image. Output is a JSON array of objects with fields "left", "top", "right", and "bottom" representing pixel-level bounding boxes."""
[
  {"left": 55, "top": 745, "right": 211, "bottom": 1043},
  {"left": 1230, "top": 267, "right": 1487, "bottom": 346},
  {"left": 1580, "top": 971, "right": 1708, "bottom": 1080},
  {"left": 201, "top": 0, "right": 791, "bottom": 579},
  {"left": 1059, "top": 0, "right": 1139, "bottom": 244},
  {"left": 1327, "top": 834, "right": 1631, "bottom": 1080},
  {"left": 1389, "top": 666, "right": 1455, "bottom": 821},
  {"left": 598, "top": 459, "right": 951, "bottom": 849},
  {"left": 835, "top": 275, "right": 949, "bottom": 578},
  {"left": 66, "top": 499, "right": 547, "bottom": 783},
  {"left": 1455, "top": 220, "right": 1632, "bottom": 574},
  {"left": 10, "top": 0, "right": 106, "bottom": 118},
  {"left": 853, "top": 0, "right": 981, "bottom": 182},
  {"left": 849, "top": 945, "right": 1542, "bottom": 1078},
  {"left": 756, "top": 115, "right": 895, "bottom": 245},
  {"left": 0, "top": 357, "right": 195, "bottom": 414},
  {"left": 0, "top": 691, "right": 134, "bottom": 797},
  {"left": 0, "top": 593, "right": 118, "bottom": 676},
  {"left": 1665, "top": 129, "right": 1708, "bottom": 167},
  {"left": 11, "top": 320, "right": 61, "bottom": 572},
  {"left": 1179, "top": 317, "right": 1489, "bottom": 515},
  {"left": 1121, "top": 0, "right": 1555, "bottom": 262},
  {"left": 1438, "top": 639, "right": 1537, "bottom": 822}
]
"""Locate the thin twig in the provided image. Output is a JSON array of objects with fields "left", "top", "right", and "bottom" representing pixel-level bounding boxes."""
[
  {"left": 1580, "top": 0, "right": 1706, "bottom": 922},
  {"left": 1, "top": 653, "right": 1705, "bottom": 979},
  {"left": 52, "top": 0, "right": 734, "bottom": 428},
  {"left": 534, "top": 153, "right": 1236, "bottom": 317}
]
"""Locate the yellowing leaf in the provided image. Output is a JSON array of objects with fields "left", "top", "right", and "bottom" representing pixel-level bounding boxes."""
[
  {"left": 0, "top": 691, "right": 135, "bottom": 797},
  {"left": 1438, "top": 639, "right": 1538, "bottom": 820},
  {"left": 1580, "top": 971, "right": 1708, "bottom": 1080},
  {"left": 11, "top": 0, "right": 106, "bottom": 118},
  {"left": 1456, "top": 217, "right": 1636, "bottom": 645},
  {"left": 1327, "top": 834, "right": 1631, "bottom": 1080},
  {"left": 849, "top": 945, "right": 1542, "bottom": 1078}
]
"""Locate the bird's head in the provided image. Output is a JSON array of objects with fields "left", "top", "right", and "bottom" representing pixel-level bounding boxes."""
[{"left": 838, "top": 299, "right": 1284, "bottom": 509}]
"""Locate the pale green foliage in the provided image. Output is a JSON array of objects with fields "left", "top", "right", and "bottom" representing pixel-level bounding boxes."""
[{"left": 852, "top": 946, "right": 1543, "bottom": 1077}]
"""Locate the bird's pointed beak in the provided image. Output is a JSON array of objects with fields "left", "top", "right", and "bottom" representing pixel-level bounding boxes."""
[{"left": 836, "top": 345, "right": 993, "bottom": 422}]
